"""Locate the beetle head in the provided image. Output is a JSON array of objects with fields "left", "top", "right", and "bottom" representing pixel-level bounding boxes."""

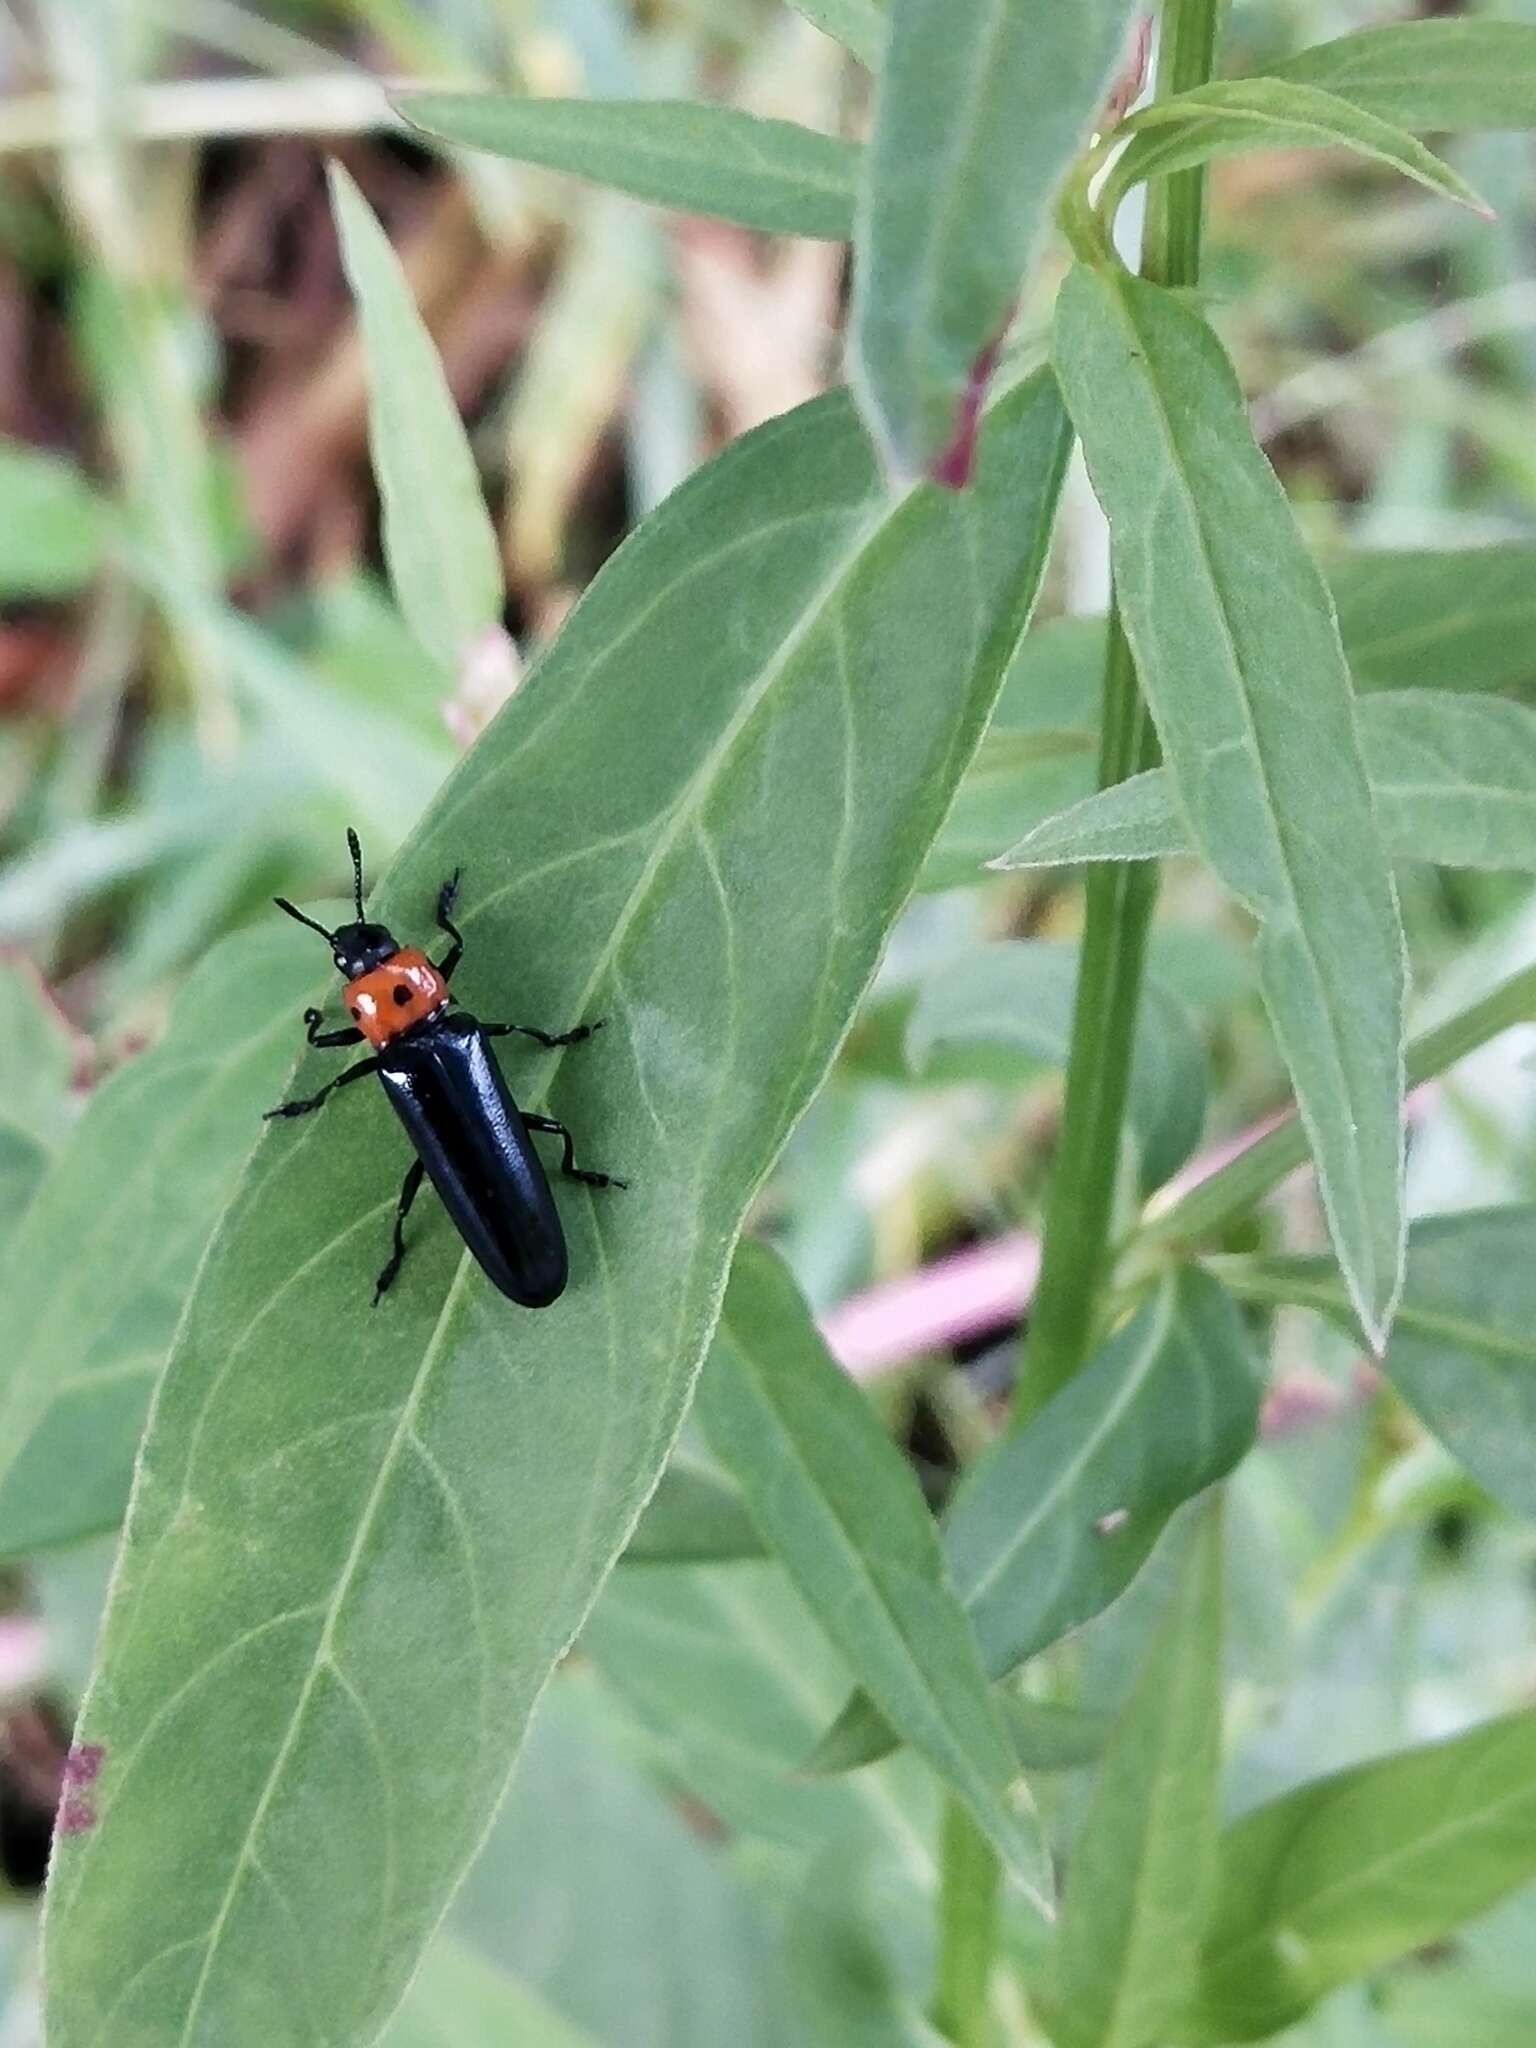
[{"left": 273, "top": 828, "right": 399, "bottom": 978}]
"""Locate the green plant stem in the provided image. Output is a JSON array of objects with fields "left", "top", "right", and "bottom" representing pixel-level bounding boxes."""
[
  {"left": 1013, "top": 0, "right": 1222, "bottom": 1428},
  {"left": 1140, "top": 958, "right": 1536, "bottom": 1262},
  {"left": 930, "top": 1797, "right": 1001, "bottom": 2048}
]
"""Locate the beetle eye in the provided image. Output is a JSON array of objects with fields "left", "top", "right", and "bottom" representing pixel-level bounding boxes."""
[{"left": 392, "top": 984, "right": 413, "bottom": 1007}]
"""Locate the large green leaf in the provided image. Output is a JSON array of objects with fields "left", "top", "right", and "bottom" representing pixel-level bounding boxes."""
[
  {"left": 812, "top": 1269, "right": 1261, "bottom": 1772},
  {"left": 1100, "top": 79, "right": 1488, "bottom": 226},
  {"left": 329, "top": 163, "right": 504, "bottom": 670},
  {"left": 906, "top": 939, "right": 1207, "bottom": 1193},
  {"left": 1275, "top": 21, "right": 1536, "bottom": 134},
  {"left": 1054, "top": 264, "right": 1407, "bottom": 1348},
  {"left": 1038, "top": 1505, "right": 1225, "bottom": 2048},
  {"left": 695, "top": 1242, "right": 1045, "bottom": 1908},
  {"left": 42, "top": 372, "right": 1068, "bottom": 2048},
  {"left": 0, "top": 438, "right": 113, "bottom": 597},
  {"left": 851, "top": 0, "right": 1136, "bottom": 481},
  {"left": 0, "top": 957, "right": 78, "bottom": 1248},
  {"left": 1190, "top": 1710, "right": 1536, "bottom": 2042},
  {"left": 399, "top": 94, "right": 858, "bottom": 241},
  {"left": 997, "top": 692, "right": 1536, "bottom": 876},
  {"left": 0, "top": 928, "right": 318, "bottom": 1555},
  {"left": 1226, "top": 1208, "right": 1536, "bottom": 1523}
]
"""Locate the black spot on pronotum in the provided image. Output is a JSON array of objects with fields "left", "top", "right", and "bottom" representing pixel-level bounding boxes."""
[
  {"left": 350, "top": 1006, "right": 361, "bottom": 1020},
  {"left": 393, "top": 985, "right": 413, "bottom": 1007}
]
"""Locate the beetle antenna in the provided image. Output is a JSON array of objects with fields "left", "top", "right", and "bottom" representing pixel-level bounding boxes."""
[
  {"left": 346, "top": 827, "right": 366, "bottom": 922},
  {"left": 273, "top": 897, "right": 335, "bottom": 945}
]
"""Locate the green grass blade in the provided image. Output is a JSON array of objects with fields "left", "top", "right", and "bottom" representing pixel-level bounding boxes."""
[
  {"left": 787, "top": 0, "right": 887, "bottom": 72},
  {"left": 399, "top": 95, "right": 858, "bottom": 241},
  {"left": 329, "top": 162, "right": 505, "bottom": 671},
  {"left": 1054, "top": 263, "right": 1408, "bottom": 1348},
  {"left": 696, "top": 1243, "right": 1047, "bottom": 1912},
  {"left": 41, "top": 371, "right": 1069, "bottom": 2048}
]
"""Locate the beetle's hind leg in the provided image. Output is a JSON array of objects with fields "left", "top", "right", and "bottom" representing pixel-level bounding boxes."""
[
  {"left": 434, "top": 868, "right": 465, "bottom": 981},
  {"left": 524, "top": 1113, "right": 627, "bottom": 1189},
  {"left": 373, "top": 1158, "right": 427, "bottom": 1305}
]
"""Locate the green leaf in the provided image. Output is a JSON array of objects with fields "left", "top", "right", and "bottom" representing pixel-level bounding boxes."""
[
  {"left": 621, "top": 1444, "right": 764, "bottom": 1563},
  {"left": 695, "top": 1242, "right": 1046, "bottom": 1909},
  {"left": 786, "top": 0, "right": 886, "bottom": 73},
  {"left": 811, "top": 1269, "right": 1261, "bottom": 1773},
  {"left": 0, "top": 957, "right": 78, "bottom": 1247},
  {"left": 1038, "top": 1505, "right": 1225, "bottom": 2048},
  {"left": 0, "top": 439, "right": 113, "bottom": 597},
  {"left": 1228, "top": 1208, "right": 1536, "bottom": 1524},
  {"left": 1101, "top": 79, "right": 1491, "bottom": 227},
  {"left": 454, "top": 1668, "right": 798, "bottom": 2047},
  {"left": 1330, "top": 543, "right": 1536, "bottom": 696},
  {"left": 851, "top": 0, "right": 1137, "bottom": 481},
  {"left": 1190, "top": 1709, "right": 1536, "bottom": 2043},
  {"left": 998, "top": 692, "right": 1536, "bottom": 876},
  {"left": 585, "top": 1561, "right": 940, "bottom": 1882},
  {"left": 0, "top": 928, "right": 319, "bottom": 1556},
  {"left": 1053, "top": 264, "right": 1407, "bottom": 1349},
  {"left": 328, "top": 161, "right": 504, "bottom": 670},
  {"left": 784, "top": 1846, "right": 946, "bottom": 2048},
  {"left": 384, "top": 1936, "right": 597, "bottom": 2048},
  {"left": 398, "top": 94, "right": 858, "bottom": 241},
  {"left": 43, "top": 372, "right": 1068, "bottom": 2048},
  {"left": 906, "top": 939, "right": 1207, "bottom": 1193},
  {"left": 1275, "top": 21, "right": 1536, "bottom": 134}
]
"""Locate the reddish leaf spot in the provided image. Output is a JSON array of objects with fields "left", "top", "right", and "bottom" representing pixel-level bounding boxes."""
[
  {"left": 930, "top": 327, "right": 1008, "bottom": 492},
  {"left": 57, "top": 1793, "right": 96, "bottom": 1836},
  {"left": 63, "top": 1742, "right": 104, "bottom": 1787}
]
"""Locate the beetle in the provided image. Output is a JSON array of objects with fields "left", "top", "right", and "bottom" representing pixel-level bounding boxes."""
[{"left": 265, "top": 829, "right": 624, "bottom": 1308}]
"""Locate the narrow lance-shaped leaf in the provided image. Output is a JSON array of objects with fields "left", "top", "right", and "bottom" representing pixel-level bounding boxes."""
[
  {"left": 1275, "top": 20, "right": 1536, "bottom": 134},
  {"left": 1054, "top": 264, "right": 1408, "bottom": 1348},
  {"left": 329, "top": 162, "right": 504, "bottom": 670},
  {"left": 1101, "top": 78, "right": 1490, "bottom": 224},
  {"left": 812, "top": 1269, "right": 1260, "bottom": 1773},
  {"left": 0, "top": 928, "right": 320, "bottom": 1556},
  {"left": 42, "top": 370, "right": 1071, "bottom": 2048},
  {"left": 0, "top": 438, "right": 114, "bottom": 598},
  {"left": 1189, "top": 1709, "right": 1536, "bottom": 2043},
  {"left": 383, "top": 1936, "right": 597, "bottom": 2048},
  {"left": 695, "top": 1242, "right": 1047, "bottom": 1910},
  {"left": 400, "top": 95, "right": 858, "bottom": 242},
  {"left": 998, "top": 691, "right": 1536, "bottom": 877},
  {"left": 852, "top": 0, "right": 1136, "bottom": 483},
  {"left": 1038, "top": 1503, "right": 1225, "bottom": 2048}
]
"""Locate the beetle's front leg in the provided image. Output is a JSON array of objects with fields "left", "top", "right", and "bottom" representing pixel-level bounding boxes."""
[
  {"left": 304, "top": 1005, "right": 364, "bottom": 1050},
  {"left": 483, "top": 1018, "right": 606, "bottom": 1050}
]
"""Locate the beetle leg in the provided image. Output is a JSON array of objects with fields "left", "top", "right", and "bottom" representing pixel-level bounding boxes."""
[
  {"left": 373, "top": 1158, "right": 427, "bottom": 1305},
  {"left": 263, "top": 1055, "right": 378, "bottom": 1121},
  {"left": 484, "top": 1018, "right": 605, "bottom": 1050},
  {"left": 523, "top": 1113, "right": 627, "bottom": 1188},
  {"left": 304, "top": 1004, "right": 363, "bottom": 1050},
  {"left": 434, "top": 869, "right": 464, "bottom": 981}
]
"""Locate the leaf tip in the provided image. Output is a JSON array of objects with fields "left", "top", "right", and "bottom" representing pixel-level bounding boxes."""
[{"left": 928, "top": 326, "right": 1009, "bottom": 492}]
